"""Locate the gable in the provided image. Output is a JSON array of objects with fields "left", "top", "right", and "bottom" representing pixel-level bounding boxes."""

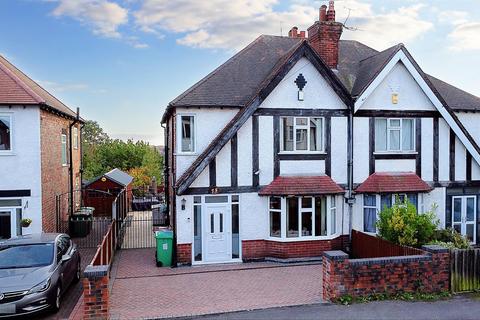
[
  {"left": 360, "top": 61, "right": 435, "bottom": 111},
  {"left": 260, "top": 57, "right": 347, "bottom": 109}
]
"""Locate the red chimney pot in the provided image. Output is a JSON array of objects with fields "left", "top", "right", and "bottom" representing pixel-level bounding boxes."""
[
  {"left": 327, "top": 0, "right": 336, "bottom": 21},
  {"left": 319, "top": 5, "right": 327, "bottom": 22}
]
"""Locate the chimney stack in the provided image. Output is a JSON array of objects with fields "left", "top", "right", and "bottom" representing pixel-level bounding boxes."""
[
  {"left": 288, "top": 26, "right": 306, "bottom": 38},
  {"left": 307, "top": 0, "right": 343, "bottom": 69}
]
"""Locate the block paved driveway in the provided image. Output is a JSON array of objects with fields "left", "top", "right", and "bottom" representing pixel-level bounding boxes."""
[{"left": 109, "top": 249, "right": 324, "bottom": 319}]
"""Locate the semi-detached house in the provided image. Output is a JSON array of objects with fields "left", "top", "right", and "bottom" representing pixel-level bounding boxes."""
[
  {"left": 162, "top": 1, "right": 480, "bottom": 265},
  {"left": 0, "top": 55, "right": 82, "bottom": 239}
]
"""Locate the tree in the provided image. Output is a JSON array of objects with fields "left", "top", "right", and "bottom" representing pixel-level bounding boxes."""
[
  {"left": 376, "top": 198, "right": 439, "bottom": 247},
  {"left": 82, "top": 120, "right": 110, "bottom": 146}
]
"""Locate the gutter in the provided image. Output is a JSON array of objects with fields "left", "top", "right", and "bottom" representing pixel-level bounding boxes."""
[{"left": 68, "top": 107, "right": 80, "bottom": 216}]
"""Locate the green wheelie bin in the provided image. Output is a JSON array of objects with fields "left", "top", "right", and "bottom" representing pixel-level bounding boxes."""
[{"left": 155, "top": 230, "right": 173, "bottom": 267}]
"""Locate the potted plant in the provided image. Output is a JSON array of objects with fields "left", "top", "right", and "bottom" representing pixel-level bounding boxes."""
[{"left": 20, "top": 218, "right": 32, "bottom": 228}]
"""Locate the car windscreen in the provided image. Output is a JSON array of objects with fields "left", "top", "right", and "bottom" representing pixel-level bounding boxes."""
[{"left": 0, "top": 243, "right": 54, "bottom": 269}]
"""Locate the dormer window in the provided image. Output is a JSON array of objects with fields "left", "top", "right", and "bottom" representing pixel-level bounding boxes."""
[
  {"left": 281, "top": 117, "right": 324, "bottom": 152},
  {"left": 375, "top": 118, "right": 415, "bottom": 152}
]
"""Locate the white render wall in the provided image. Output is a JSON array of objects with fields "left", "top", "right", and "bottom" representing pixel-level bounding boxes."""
[
  {"left": 331, "top": 117, "right": 348, "bottom": 184},
  {"left": 353, "top": 117, "right": 370, "bottom": 184},
  {"left": 0, "top": 106, "right": 42, "bottom": 234},
  {"left": 260, "top": 58, "right": 347, "bottom": 109},
  {"left": 361, "top": 61, "right": 436, "bottom": 111},
  {"left": 421, "top": 118, "right": 434, "bottom": 181},
  {"left": 258, "top": 116, "right": 274, "bottom": 185}
]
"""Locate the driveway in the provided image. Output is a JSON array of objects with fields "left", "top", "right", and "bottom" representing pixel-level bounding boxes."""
[{"left": 109, "top": 249, "right": 324, "bottom": 319}]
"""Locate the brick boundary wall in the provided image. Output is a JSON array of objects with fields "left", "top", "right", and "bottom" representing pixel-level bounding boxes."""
[
  {"left": 83, "top": 265, "right": 109, "bottom": 319},
  {"left": 177, "top": 243, "right": 192, "bottom": 264},
  {"left": 322, "top": 245, "right": 450, "bottom": 301}
]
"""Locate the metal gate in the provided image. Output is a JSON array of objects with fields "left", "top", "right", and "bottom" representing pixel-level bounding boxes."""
[
  {"left": 451, "top": 248, "right": 480, "bottom": 292},
  {"left": 115, "top": 188, "right": 167, "bottom": 249}
]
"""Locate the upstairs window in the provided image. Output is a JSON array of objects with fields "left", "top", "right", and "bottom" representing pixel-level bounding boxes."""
[
  {"left": 281, "top": 117, "right": 323, "bottom": 152},
  {"left": 61, "top": 134, "right": 68, "bottom": 165},
  {"left": 375, "top": 118, "right": 415, "bottom": 152},
  {"left": 73, "top": 127, "right": 79, "bottom": 149},
  {"left": 0, "top": 114, "right": 12, "bottom": 151},
  {"left": 179, "top": 115, "right": 195, "bottom": 153}
]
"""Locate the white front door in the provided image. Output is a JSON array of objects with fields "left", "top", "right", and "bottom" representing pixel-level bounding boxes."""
[
  {"left": 452, "top": 196, "right": 477, "bottom": 244},
  {"left": 203, "top": 204, "right": 231, "bottom": 263},
  {"left": 0, "top": 209, "right": 16, "bottom": 239}
]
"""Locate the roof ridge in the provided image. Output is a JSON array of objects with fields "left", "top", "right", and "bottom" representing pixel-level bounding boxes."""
[
  {"left": 358, "top": 43, "right": 402, "bottom": 64},
  {"left": 0, "top": 55, "right": 45, "bottom": 104}
]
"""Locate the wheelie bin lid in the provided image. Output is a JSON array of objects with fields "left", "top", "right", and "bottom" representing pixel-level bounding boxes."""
[{"left": 155, "top": 230, "right": 173, "bottom": 239}]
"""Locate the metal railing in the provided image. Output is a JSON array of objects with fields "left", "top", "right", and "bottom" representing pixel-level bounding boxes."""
[{"left": 91, "top": 219, "right": 117, "bottom": 266}]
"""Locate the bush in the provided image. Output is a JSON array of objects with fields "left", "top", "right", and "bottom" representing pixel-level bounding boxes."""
[
  {"left": 377, "top": 198, "right": 439, "bottom": 247},
  {"left": 429, "top": 228, "right": 471, "bottom": 249}
]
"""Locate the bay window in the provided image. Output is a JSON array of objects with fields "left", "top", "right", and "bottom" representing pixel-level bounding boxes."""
[
  {"left": 270, "top": 196, "right": 337, "bottom": 239},
  {"left": 281, "top": 117, "right": 324, "bottom": 152},
  {"left": 375, "top": 118, "right": 415, "bottom": 152}
]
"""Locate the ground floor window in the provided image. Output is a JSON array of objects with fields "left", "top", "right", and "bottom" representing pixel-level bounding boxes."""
[
  {"left": 269, "top": 195, "right": 337, "bottom": 239},
  {"left": 363, "top": 193, "right": 420, "bottom": 233}
]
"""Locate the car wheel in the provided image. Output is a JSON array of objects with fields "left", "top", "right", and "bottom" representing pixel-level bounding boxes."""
[
  {"left": 52, "top": 285, "right": 62, "bottom": 312},
  {"left": 74, "top": 260, "right": 81, "bottom": 283}
]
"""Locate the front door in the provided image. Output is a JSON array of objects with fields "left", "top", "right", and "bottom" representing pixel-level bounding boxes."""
[
  {"left": 203, "top": 205, "right": 231, "bottom": 263},
  {"left": 0, "top": 209, "right": 16, "bottom": 239},
  {"left": 452, "top": 196, "right": 477, "bottom": 244}
]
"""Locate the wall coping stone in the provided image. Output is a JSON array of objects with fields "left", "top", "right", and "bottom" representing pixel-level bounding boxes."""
[
  {"left": 323, "top": 250, "right": 348, "bottom": 260},
  {"left": 422, "top": 244, "right": 449, "bottom": 254},
  {"left": 349, "top": 254, "right": 430, "bottom": 266},
  {"left": 84, "top": 265, "right": 109, "bottom": 278}
]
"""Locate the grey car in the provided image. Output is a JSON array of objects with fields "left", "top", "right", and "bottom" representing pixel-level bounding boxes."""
[{"left": 0, "top": 233, "right": 81, "bottom": 318}]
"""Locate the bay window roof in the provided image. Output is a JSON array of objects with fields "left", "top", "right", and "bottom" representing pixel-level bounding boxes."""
[
  {"left": 259, "top": 175, "right": 344, "bottom": 196},
  {"left": 355, "top": 172, "right": 432, "bottom": 194}
]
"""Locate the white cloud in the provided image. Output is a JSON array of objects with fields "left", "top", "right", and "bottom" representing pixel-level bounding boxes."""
[
  {"left": 133, "top": 0, "right": 433, "bottom": 51},
  {"left": 51, "top": 0, "right": 128, "bottom": 38},
  {"left": 438, "top": 10, "right": 469, "bottom": 26},
  {"left": 448, "top": 22, "right": 480, "bottom": 51},
  {"left": 37, "top": 80, "right": 89, "bottom": 92}
]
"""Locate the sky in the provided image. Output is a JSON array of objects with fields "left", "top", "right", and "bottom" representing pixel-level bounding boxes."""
[{"left": 1, "top": 0, "right": 479, "bottom": 146}]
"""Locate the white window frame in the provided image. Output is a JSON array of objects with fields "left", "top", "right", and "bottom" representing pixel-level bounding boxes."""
[
  {"left": 0, "top": 113, "right": 13, "bottom": 154},
  {"left": 61, "top": 134, "right": 68, "bottom": 166},
  {"left": 73, "top": 127, "right": 79, "bottom": 150},
  {"left": 280, "top": 116, "right": 325, "bottom": 153},
  {"left": 269, "top": 197, "right": 282, "bottom": 238},
  {"left": 375, "top": 118, "right": 415, "bottom": 153},
  {"left": 177, "top": 114, "right": 196, "bottom": 154},
  {"left": 269, "top": 195, "right": 338, "bottom": 241}
]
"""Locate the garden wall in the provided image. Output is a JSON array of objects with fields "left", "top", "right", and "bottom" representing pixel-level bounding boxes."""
[{"left": 322, "top": 245, "right": 450, "bottom": 301}]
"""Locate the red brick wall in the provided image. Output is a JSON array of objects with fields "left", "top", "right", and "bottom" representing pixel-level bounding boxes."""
[
  {"left": 83, "top": 265, "right": 109, "bottom": 319},
  {"left": 40, "top": 110, "right": 82, "bottom": 232},
  {"left": 322, "top": 245, "right": 450, "bottom": 301},
  {"left": 242, "top": 236, "right": 349, "bottom": 261},
  {"left": 177, "top": 243, "right": 192, "bottom": 264}
]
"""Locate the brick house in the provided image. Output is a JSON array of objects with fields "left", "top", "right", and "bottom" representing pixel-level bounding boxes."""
[
  {"left": 162, "top": 1, "right": 480, "bottom": 265},
  {"left": 0, "top": 55, "right": 83, "bottom": 238}
]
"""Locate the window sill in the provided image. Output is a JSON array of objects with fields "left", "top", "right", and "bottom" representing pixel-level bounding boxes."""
[
  {"left": 373, "top": 151, "right": 417, "bottom": 155},
  {"left": 278, "top": 151, "right": 326, "bottom": 155},
  {"left": 175, "top": 152, "right": 198, "bottom": 156},
  {"left": 267, "top": 234, "right": 341, "bottom": 242},
  {"left": 0, "top": 151, "right": 15, "bottom": 156}
]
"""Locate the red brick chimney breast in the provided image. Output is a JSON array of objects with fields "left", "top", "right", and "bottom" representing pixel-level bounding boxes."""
[{"left": 307, "top": 0, "right": 343, "bottom": 69}]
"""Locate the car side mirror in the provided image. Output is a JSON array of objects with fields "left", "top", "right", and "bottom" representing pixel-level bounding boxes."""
[{"left": 61, "top": 254, "right": 72, "bottom": 263}]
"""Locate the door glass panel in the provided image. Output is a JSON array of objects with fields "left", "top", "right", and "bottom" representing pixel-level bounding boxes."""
[
  {"left": 453, "top": 224, "right": 461, "bottom": 234},
  {"left": 193, "top": 205, "right": 202, "bottom": 261},
  {"left": 466, "top": 198, "right": 475, "bottom": 222},
  {"left": 219, "top": 213, "right": 223, "bottom": 233},
  {"left": 466, "top": 224, "right": 474, "bottom": 242},
  {"left": 232, "top": 203, "right": 239, "bottom": 258},
  {"left": 210, "top": 214, "right": 214, "bottom": 233},
  {"left": 205, "top": 196, "right": 228, "bottom": 203},
  {"left": 453, "top": 198, "right": 462, "bottom": 222}
]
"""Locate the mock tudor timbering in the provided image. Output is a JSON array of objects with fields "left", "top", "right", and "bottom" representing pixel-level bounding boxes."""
[{"left": 162, "top": 1, "right": 480, "bottom": 265}]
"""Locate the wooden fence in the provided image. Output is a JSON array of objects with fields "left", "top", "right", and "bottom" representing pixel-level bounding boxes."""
[
  {"left": 91, "top": 219, "right": 117, "bottom": 266},
  {"left": 451, "top": 248, "right": 480, "bottom": 293},
  {"left": 351, "top": 229, "right": 424, "bottom": 258}
]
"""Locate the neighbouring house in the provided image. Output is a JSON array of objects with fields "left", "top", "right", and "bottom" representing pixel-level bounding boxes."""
[
  {"left": 83, "top": 168, "right": 133, "bottom": 217},
  {"left": 162, "top": 1, "right": 480, "bottom": 265},
  {"left": 0, "top": 55, "right": 83, "bottom": 239}
]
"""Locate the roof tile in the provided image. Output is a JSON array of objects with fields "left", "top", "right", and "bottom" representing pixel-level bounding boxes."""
[
  {"left": 355, "top": 172, "right": 432, "bottom": 194},
  {"left": 259, "top": 175, "right": 344, "bottom": 196}
]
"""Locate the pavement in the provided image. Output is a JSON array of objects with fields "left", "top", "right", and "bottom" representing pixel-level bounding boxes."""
[
  {"left": 109, "top": 248, "right": 324, "bottom": 319},
  {"left": 180, "top": 295, "right": 480, "bottom": 320}
]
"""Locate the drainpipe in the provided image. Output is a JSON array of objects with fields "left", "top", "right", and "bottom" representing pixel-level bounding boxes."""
[
  {"left": 161, "top": 122, "right": 169, "bottom": 224},
  {"left": 347, "top": 110, "right": 354, "bottom": 248},
  {"left": 69, "top": 108, "right": 80, "bottom": 216}
]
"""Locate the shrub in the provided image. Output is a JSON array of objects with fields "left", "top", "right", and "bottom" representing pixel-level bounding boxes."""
[
  {"left": 430, "top": 228, "right": 471, "bottom": 249},
  {"left": 377, "top": 198, "right": 439, "bottom": 247}
]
